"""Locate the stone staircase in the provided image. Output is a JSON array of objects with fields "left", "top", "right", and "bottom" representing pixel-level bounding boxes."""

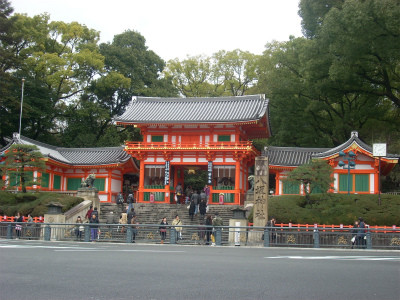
[{"left": 100, "top": 202, "right": 244, "bottom": 226}]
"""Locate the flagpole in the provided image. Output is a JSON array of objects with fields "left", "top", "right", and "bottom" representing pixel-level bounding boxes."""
[{"left": 18, "top": 78, "right": 25, "bottom": 136}]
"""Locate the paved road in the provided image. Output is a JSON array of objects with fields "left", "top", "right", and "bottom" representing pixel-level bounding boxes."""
[{"left": 0, "top": 239, "right": 399, "bottom": 300}]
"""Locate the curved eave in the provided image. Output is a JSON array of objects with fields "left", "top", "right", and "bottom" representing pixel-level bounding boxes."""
[{"left": 45, "top": 155, "right": 134, "bottom": 169}]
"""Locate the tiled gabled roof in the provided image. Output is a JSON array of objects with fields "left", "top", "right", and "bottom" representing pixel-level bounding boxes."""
[
  {"left": 114, "top": 95, "right": 270, "bottom": 125},
  {"left": 266, "top": 131, "right": 399, "bottom": 167},
  {"left": 266, "top": 146, "right": 330, "bottom": 167},
  {"left": 1, "top": 133, "right": 132, "bottom": 166},
  {"left": 313, "top": 131, "right": 399, "bottom": 159}
]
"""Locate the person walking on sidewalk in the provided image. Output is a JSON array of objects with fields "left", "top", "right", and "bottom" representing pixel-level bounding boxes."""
[
  {"left": 159, "top": 217, "right": 168, "bottom": 244},
  {"left": 172, "top": 215, "right": 183, "bottom": 241}
]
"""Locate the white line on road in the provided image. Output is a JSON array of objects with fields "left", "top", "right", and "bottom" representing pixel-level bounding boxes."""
[
  {"left": 0, "top": 243, "right": 185, "bottom": 253},
  {"left": 54, "top": 249, "right": 186, "bottom": 253},
  {"left": 265, "top": 256, "right": 400, "bottom": 261}
]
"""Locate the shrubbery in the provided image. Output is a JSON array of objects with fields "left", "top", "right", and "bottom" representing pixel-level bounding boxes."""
[
  {"left": 249, "top": 193, "right": 400, "bottom": 226},
  {"left": 0, "top": 191, "right": 84, "bottom": 217}
]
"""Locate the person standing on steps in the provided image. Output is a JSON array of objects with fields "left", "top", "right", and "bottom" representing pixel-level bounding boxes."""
[
  {"left": 85, "top": 205, "right": 93, "bottom": 221},
  {"left": 127, "top": 193, "right": 135, "bottom": 212},
  {"left": 203, "top": 184, "right": 210, "bottom": 205},
  {"left": 199, "top": 199, "right": 207, "bottom": 218},
  {"left": 159, "top": 217, "right": 168, "bottom": 244},
  {"left": 191, "top": 190, "right": 199, "bottom": 215},
  {"left": 127, "top": 208, "right": 136, "bottom": 225},
  {"left": 175, "top": 183, "right": 183, "bottom": 204},
  {"left": 189, "top": 198, "right": 196, "bottom": 221}
]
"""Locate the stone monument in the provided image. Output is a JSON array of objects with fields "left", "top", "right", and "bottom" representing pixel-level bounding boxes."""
[{"left": 249, "top": 156, "right": 269, "bottom": 241}]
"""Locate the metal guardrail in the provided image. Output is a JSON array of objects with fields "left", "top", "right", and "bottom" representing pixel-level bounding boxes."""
[{"left": 1, "top": 222, "right": 399, "bottom": 250}]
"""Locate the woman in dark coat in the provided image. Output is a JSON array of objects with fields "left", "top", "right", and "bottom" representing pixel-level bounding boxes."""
[
  {"left": 199, "top": 199, "right": 207, "bottom": 217},
  {"left": 159, "top": 217, "right": 168, "bottom": 244},
  {"left": 188, "top": 199, "right": 195, "bottom": 221},
  {"left": 205, "top": 215, "right": 213, "bottom": 245}
]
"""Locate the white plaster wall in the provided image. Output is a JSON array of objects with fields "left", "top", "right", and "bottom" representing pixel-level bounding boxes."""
[
  {"left": 156, "top": 157, "right": 165, "bottom": 162},
  {"left": 183, "top": 157, "right": 197, "bottom": 162},
  {"left": 370, "top": 173, "right": 375, "bottom": 193},
  {"left": 225, "top": 158, "right": 235, "bottom": 163},
  {"left": 147, "top": 135, "right": 151, "bottom": 142},
  {"left": 144, "top": 157, "right": 155, "bottom": 162},
  {"left": 171, "top": 157, "right": 181, "bottom": 163},
  {"left": 172, "top": 136, "right": 176, "bottom": 143},
  {"left": 333, "top": 173, "right": 339, "bottom": 193},
  {"left": 214, "top": 158, "right": 223, "bottom": 163},
  {"left": 213, "top": 134, "right": 218, "bottom": 142},
  {"left": 111, "top": 178, "right": 121, "bottom": 192},
  {"left": 198, "top": 158, "right": 208, "bottom": 163},
  {"left": 231, "top": 134, "right": 235, "bottom": 142},
  {"left": 99, "top": 194, "right": 107, "bottom": 201},
  {"left": 205, "top": 136, "right": 210, "bottom": 143}
]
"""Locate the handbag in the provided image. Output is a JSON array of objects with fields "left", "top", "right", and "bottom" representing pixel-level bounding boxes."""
[{"left": 16, "top": 224, "right": 22, "bottom": 231}]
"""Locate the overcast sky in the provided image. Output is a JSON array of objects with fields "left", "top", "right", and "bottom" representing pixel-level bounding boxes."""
[{"left": 11, "top": 0, "right": 303, "bottom": 61}]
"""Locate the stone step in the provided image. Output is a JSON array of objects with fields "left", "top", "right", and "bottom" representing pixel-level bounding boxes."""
[{"left": 100, "top": 203, "right": 244, "bottom": 226}]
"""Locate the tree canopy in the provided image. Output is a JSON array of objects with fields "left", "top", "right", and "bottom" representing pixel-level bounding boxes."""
[{"left": 283, "top": 159, "right": 334, "bottom": 203}]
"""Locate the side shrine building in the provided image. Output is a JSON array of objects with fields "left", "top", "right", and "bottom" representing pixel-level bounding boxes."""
[{"left": 1, "top": 95, "right": 398, "bottom": 202}]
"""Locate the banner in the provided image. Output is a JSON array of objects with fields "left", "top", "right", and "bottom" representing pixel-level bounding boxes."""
[
  {"left": 164, "top": 161, "right": 170, "bottom": 185},
  {"left": 207, "top": 161, "right": 213, "bottom": 185}
]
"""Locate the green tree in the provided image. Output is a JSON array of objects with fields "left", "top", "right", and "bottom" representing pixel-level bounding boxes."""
[
  {"left": 165, "top": 50, "right": 260, "bottom": 97},
  {"left": 0, "top": 10, "right": 105, "bottom": 145},
  {"left": 283, "top": 159, "right": 334, "bottom": 204},
  {"left": 1, "top": 144, "right": 45, "bottom": 193}
]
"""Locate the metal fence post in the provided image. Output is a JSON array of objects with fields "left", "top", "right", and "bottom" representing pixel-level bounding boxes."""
[
  {"left": 84, "top": 224, "right": 90, "bottom": 242},
  {"left": 263, "top": 227, "right": 269, "bottom": 247},
  {"left": 215, "top": 228, "right": 222, "bottom": 246},
  {"left": 7, "top": 224, "right": 13, "bottom": 239},
  {"left": 170, "top": 227, "right": 176, "bottom": 244},
  {"left": 313, "top": 229, "right": 320, "bottom": 248},
  {"left": 44, "top": 225, "right": 51, "bottom": 241},
  {"left": 126, "top": 226, "right": 133, "bottom": 243},
  {"left": 366, "top": 230, "right": 372, "bottom": 249}
]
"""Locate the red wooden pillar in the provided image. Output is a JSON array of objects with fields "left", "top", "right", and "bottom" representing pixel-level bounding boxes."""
[
  {"left": 234, "top": 159, "right": 241, "bottom": 204},
  {"left": 138, "top": 161, "right": 145, "bottom": 202}
]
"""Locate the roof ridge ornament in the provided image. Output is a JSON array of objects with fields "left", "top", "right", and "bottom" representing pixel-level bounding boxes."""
[
  {"left": 13, "top": 132, "right": 21, "bottom": 142},
  {"left": 351, "top": 131, "right": 358, "bottom": 138}
]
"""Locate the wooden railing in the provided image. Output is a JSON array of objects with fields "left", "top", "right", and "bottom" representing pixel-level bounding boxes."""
[{"left": 125, "top": 141, "right": 259, "bottom": 152}]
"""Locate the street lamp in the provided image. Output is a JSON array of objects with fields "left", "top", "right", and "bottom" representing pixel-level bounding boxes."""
[{"left": 338, "top": 150, "right": 356, "bottom": 195}]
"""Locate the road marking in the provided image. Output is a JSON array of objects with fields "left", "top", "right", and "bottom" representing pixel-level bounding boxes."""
[
  {"left": 0, "top": 243, "right": 185, "bottom": 253},
  {"left": 55, "top": 249, "right": 185, "bottom": 253},
  {"left": 265, "top": 256, "right": 400, "bottom": 261}
]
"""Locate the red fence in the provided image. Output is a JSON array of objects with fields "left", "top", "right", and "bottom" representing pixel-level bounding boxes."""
[
  {"left": 249, "top": 223, "right": 397, "bottom": 233},
  {"left": 1, "top": 216, "right": 44, "bottom": 223}
]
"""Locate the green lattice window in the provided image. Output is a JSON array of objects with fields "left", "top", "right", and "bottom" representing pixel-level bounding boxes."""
[
  {"left": 53, "top": 175, "right": 61, "bottom": 190},
  {"left": 218, "top": 135, "right": 231, "bottom": 142},
  {"left": 67, "top": 178, "right": 81, "bottom": 190},
  {"left": 339, "top": 174, "right": 353, "bottom": 192},
  {"left": 355, "top": 174, "right": 369, "bottom": 192},
  {"left": 93, "top": 178, "right": 105, "bottom": 191},
  {"left": 283, "top": 181, "right": 300, "bottom": 194},
  {"left": 151, "top": 135, "right": 163, "bottom": 142},
  {"left": 41, "top": 172, "right": 49, "bottom": 188}
]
